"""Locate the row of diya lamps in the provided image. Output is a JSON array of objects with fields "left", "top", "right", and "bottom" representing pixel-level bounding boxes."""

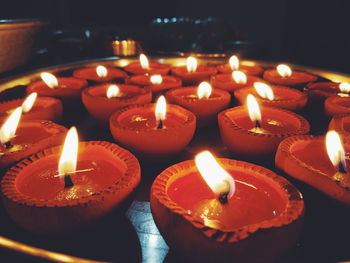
[{"left": 0, "top": 54, "right": 350, "bottom": 262}]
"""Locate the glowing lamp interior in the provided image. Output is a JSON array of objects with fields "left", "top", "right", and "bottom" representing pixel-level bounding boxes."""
[
  {"left": 187, "top": 56, "right": 198, "bottom": 73},
  {"left": 58, "top": 127, "right": 79, "bottom": 176},
  {"left": 326, "top": 130, "right": 346, "bottom": 171},
  {"left": 139, "top": 54, "right": 150, "bottom": 70},
  {"left": 276, "top": 64, "right": 292, "bottom": 78},
  {"left": 247, "top": 94, "right": 262, "bottom": 125},
  {"left": 339, "top": 82, "right": 350, "bottom": 93},
  {"left": 41, "top": 72, "right": 58, "bottom": 89},
  {"left": 96, "top": 65, "right": 108, "bottom": 78},
  {"left": 150, "top": 75, "right": 163, "bottom": 85},
  {"left": 197, "top": 82, "right": 212, "bottom": 99},
  {"left": 254, "top": 82, "right": 274, "bottom": 101},
  {"left": 21, "top": 92, "right": 38, "bottom": 113},
  {"left": 195, "top": 151, "right": 235, "bottom": 199},
  {"left": 0, "top": 107, "right": 22, "bottom": 144},
  {"left": 229, "top": 55, "right": 239, "bottom": 71},
  {"left": 106, "top": 85, "right": 120, "bottom": 98},
  {"left": 155, "top": 95, "right": 167, "bottom": 122},
  {"left": 232, "top": 71, "right": 247, "bottom": 84}
]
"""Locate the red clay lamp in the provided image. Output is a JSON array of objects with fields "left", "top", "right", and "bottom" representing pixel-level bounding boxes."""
[
  {"left": 217, "top": 55, "right": 264, "bottom": 76},
  {"left": 151, "top": 150, "right": 304, "bottom": 263},
  {"left": 124, "top": 54, "right": 170, "bottom": 75},
  {"left": 1, "top": 126, "right": 141, "bottom": 235},
  {"left": 0, "top": 107, "right": 67, "bottom": 168},
  {"left": 324, "top": 95, "right": 350, "bottom": 117},
  {"left": 211, "top": 70, "right": 262, "bottom": 93},
  {"left": 171, "top": 56, "right": 218, "bottom": 86},
  {"left": 234, "top": 82, "right": 307, "bottom": 111},
  {"left": 165, "top": 82, "right": 231, "bottom": 126},
  {"left": 0, "top": 92, "right": 63, "bottom": 123},
  {"left": 72, "top": 65, "right": 128, "bottom": 84},
  {"left": 109, "top": 95, "right": 196, "bottom": 157},
  {"left": 126, "top": 74, "right": 182, "bottom": 94},
  {"left": 276, "top": 130, "right": 350, "bottom": 205},
  {"left": 218, "top": 95, "right": 310, "bottom": 160},
  {"left": 263, "top": 64, "right": 317, "bottom": 88},
  {"left": 329, "top": 114, "right": 350, "bottom": 138},
  {"left": 82, "top": 84, "right": 152, "bottom": 122}
]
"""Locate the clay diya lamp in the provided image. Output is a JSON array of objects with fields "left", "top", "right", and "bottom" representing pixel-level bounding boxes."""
[
  {"left": 165, "top": 82, "right": 231, "bottom": 127},
  {"left": 211, "top": 70, "right": 262, "bottom": 93},
  {"left": 0, "top": 92, "right": 63, "bottom": 123},
  {"left": 325, "top": 96, "right": 350, "bottom": 118},
  {"left": 171, "top": 56, "right": 218, "bottom": 86},
  {"left": 216, "top": 55, "right": 264, "bottom": 76},
  {"left": 234, "top": 82, "right": 307, "bottom": 112},
  {"left": 263, "top": 64, "right": 317, "bottom": 90},
  {"left": 126, "top": 74, "right": 182, "bottom": 95},
  {"left": 73, "top": 65, "right": 128, "bottom": 85},
  {"left": 1, "top": 127, "right": 141, "bottom": 236},
  {"left": 151, "top": 150, "right": 304, "bottom": 263},
  {"left": 124, "top": 54, "right": 170, "bottom": 75},
  {"left": 0, "top": 107, "right": 67, "bottom": 168},
  {"left": 329, "top": 114, "right": 350, "bottom": 138},
  {"left": 218, "top": 95, "right": 310, "bottom": 160},
  {"left": 275, "top": 130, "right": 350, "bottom": 205},
  {"left": 109, "top": 96, "right": 196, "bottom": 158},
  {"left": 82, "top": 84, "right": 152, "bottom": 123},
  {"left": 26, "top": 72, "right": 87, "bottom": 105}
]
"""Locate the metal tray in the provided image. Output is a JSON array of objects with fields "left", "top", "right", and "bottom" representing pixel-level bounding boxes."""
[{"left": 0, "top": 56, "right": 350, "bottom": 263}]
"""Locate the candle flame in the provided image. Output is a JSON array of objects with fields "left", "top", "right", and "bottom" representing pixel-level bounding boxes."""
[
  {"left": 197, "top": 82, "right": 212, "bottom": 99},
  {"left": 21, "top": 92, "right": 37, "bottom": 112},
  {"left": 247, "top": 94, "right": 261, "bottom": 125},
  {"left": 254, "top": 82, "right": 274, "bottom": 101},
  {"left": 58, "top": 127, "right": 79, "bottom": 176},
  {"left": 232, "top": 71, "right": 247, "bottom": 84},
  {"left": 229, "top": 55, "right": 239, "bottom": 71},
  {"left": 277, "top": 64, "right": 292, "bottom": 78},
  {"left": 0, "top": 107, "right": 22, "bottom": 144},
  {"left": 140, "top": 54, "right": 150, "bottom": 70},
  {"left": 155, "top": 95, "right": 167, "bottom": 122},
  {"left": 195, "top": 151, "right": 235, "bottom": 199},
  {"left": 96, "top": 65, "right": 108, "bottom": 78},
  {"left": 326, "top": 130, "right": 346, "bottom": 172},
  {"left": 187, "top": 56, "right": 198, "bottom": 73},
  {"left": 150, "top": 75, "right": 163, "bottom": 85},
  {"left": 106, "top": 85, "right": 120, "bottom": 98},
  {"left": 41, "top": 72, "right": 58, "bottom": 89},
  {"left": 339, "top": 82, "right": 350, "bottom": 93}
]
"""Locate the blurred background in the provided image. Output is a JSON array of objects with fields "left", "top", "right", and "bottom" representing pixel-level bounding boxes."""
[{"left": 0, "top": 0, "right": 349, "bottom": 74}]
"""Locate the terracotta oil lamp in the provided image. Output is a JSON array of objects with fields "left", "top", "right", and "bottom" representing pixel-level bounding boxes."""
[
  {"left": 216, "top": 55, "right": 264, "bottom": 76},
  {"left": 1, "top": 127, "right": 141, "bottom": 235},
  {"left": 124, "top": 54, "right": 170, "bottom": 75},
  {"left": 73, "top": 65, "right": 128, "bottom": 84},
  {"left": 151, "top": 151, "right": 304, "bottom": 263}
]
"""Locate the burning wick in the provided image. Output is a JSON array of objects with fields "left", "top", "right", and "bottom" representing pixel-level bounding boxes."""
[
  {"left": 0, "top": 107, "right": 22, "bottom": 150},
  {"left": 195, "top": 151, "right": 235, "bottom": 204},
  {"left": 155, "top": 96, "right": 166, "bottom": 130},
  {"left": 326, "top": 130, "right": 347, "bottom": 174},
  {"left": 247, "top": 94, "right": 262, "bottom": 130}
]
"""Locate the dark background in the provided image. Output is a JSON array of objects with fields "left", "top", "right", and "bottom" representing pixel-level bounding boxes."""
[{"left": 1, "top": 0, "right": 350, "bottom": 73}]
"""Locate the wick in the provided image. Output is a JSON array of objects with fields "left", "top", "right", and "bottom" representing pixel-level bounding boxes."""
[
  {"left": 218, "top": 192, "right": 229, "bottom": 204},
  {"left": 338, "top": 161, "right": 347, "bottom": 174},
  {"left": 255, "top": 120, "right": 261, "bottom": 129},
  {"left": 64, "top": 174, "right": 74, "bottom": 188},
  {"left": 4, "top": 141, "right": 12, "bottom": 149},
  {"left": 157, "top": 119, "right": 163, "bottom": 129},
  {"left": 54, "top": 168, "right": 95, "bottom": 178}
]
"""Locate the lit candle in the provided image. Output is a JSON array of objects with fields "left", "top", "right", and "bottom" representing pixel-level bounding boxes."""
[
  {"left": 165, "top": 82, "right": 231, "bottom": 126},
  {"left": 234, "top": 82, "right": 307, "bottom": 112},
  {"left": 151, "top": 150, "right": 304, "bottom": 262},
  {"left": 73, "top": 65, "right": 128, "bottom": 84},
  {"left": 126, "top": 74, "right": 182, "bottom": 94},
  {"left": 171, "top": 56, "right": 218, "bottom": 86},
  {"left": 276, "top": 131, "right": 350, "bottom": 204},
  {"left": 263, "top": 64, "right": 317, "bottom": 88},
  {"left": 216, "top": 55, "right": 264, "bottom": 76},
  {"left": 218, "top": 95, "right": 310, "bottom": 159},
  {"left": 82, "top": 84, "right": 152, "bottom": 122},
  {"left": 1, "top": 126, "right": 141, "bottom": 235},
  {"left": 124, "top": 53, "right": 170, "bottom": 75},
  {"left": 109, "top": 96, "right": 196, "bottom": 157}
]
